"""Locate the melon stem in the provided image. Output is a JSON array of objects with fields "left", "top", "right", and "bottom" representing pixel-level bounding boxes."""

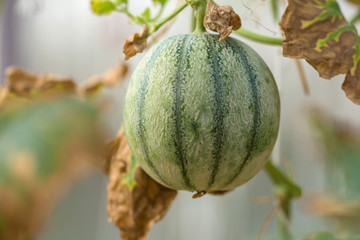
[{"left": 193, "top": 0, "right": 207, "bottom": 33}]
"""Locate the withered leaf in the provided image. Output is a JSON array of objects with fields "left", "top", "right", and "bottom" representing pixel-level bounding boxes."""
[
  {"left": 82, "top": 62, "right": 129, "bottom": 96},
  {"left": 208, "top": 190, "right": 231, "bottom": 196},
  {"left": 5, "top": 66, "right": 77, "bottom": 98},
  {"left": 203, "top": 0, "right": 241, "bottom": 41},
  {"left": 308, "top": 194, "right": 360, "bottom": 233},
  {"left": 347, "top": 0, "right": 360, "bottom": 5},
  {"left": 279, "top": 0, "right": 360, "bottom": 105},
  {"left": 107, "top": 129, "right": 177, "bottom": 240},
  {"left": 342, "top": 57, "right": 360, "bottom": 105},
  {"left": 0, "top": 87, "right": 7, "bottom": 105},
  {"left": 123, "top": 25, "right": 149, "bottom": 60}
]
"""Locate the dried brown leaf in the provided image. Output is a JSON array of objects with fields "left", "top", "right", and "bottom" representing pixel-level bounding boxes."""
[
  {"left": 347, "top": 0, "right": 360, "bottom": 5},
  {"left": 208, "top": 190, "right": 231, "bottom": 196},
  {"left": 83, "top": 62, "right": 129, "bottom": 96},
  {"left": 279, "top": 0, "right": 356, "bottom": 79},
  {"left": 204, "top": 0, "right": 241, "bottom": 41},
  {"left": 123, "top": 26, "right": 149, "bottom": 60},
  {"left": 308, "top": 194, "right": 360, "bottom": 232},
  {"left": 279, "top": 0, "right": 360, "bottom": 105},
  {"left": 107, "top": 129, "right": 177, "bottom": 240},
  {"left": 0, "top": 86, "right": 8, "bottom": 105},
  {"left": 342, "top": 62, "right": 360, "bottom": 104},
  {"left": 5, "top": 66, "right": 77, "bottom": 97}
]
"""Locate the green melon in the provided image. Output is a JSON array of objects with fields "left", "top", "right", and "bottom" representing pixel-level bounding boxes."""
[{"left": 123, "top": 33, "right": 280, "bottom": 192}]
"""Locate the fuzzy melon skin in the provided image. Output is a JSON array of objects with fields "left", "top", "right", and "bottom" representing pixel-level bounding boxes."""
[{"left": 123, "top": 33, "right": 280, "bottom": 192}]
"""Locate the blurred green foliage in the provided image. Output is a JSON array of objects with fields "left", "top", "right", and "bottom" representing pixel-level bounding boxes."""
[
  {"left": 311, "top": 111, "right": 360, "bottom": 199},
  {"left": 0, "top": 97, "right": 104, "bottom": 240}
]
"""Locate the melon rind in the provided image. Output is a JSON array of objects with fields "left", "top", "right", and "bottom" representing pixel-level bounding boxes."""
[{"left": 123, "top": 33, "right": 280, "bottom": 192}]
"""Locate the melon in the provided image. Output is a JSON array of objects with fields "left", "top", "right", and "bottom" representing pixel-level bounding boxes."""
[{"left": 123, "top": 33, "right": 280, "bottom": 192}]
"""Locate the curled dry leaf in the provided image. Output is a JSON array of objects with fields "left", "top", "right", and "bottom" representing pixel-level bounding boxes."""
[
  {"left": 123, "top": 25, "right": 149, "bottom": 60},
  {"left": 279, "top": 0, "right": 360, "bottom": 105},
  {"left": 342, "top": 59, "right": 360, "bottom": 105},
  {"left": 83, "top": 62, "right": 129, "bottom": 96},
  {"left": 0, "top": 86, "right": 7, "bottom": 105},
  {"left": 5, "top": 66, "right": 76, "bottom": 97},
  {"left": 347, "top": 0, "right": 360, "bottom": 5},
  {"left": 106, "top": 129, "right": 177, "bottom": 240},
  {"left": 208, "top": 190, "right": 231, "bottom": 196},
  {"left": 308, "top": 194, "right": 360, "bottom": 232},
  {"left": 203, "top": 0, "right": 241, "bottom": 41}
]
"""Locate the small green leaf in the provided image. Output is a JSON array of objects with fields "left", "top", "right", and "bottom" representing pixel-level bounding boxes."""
[
  {"left": 120, "top": 155, "right": 138, "bottom": 189},
  {"left": 153, "top": 0, "right": 167, "bottom": 5},
  {"left": 142, "top": 7, "right": 151, "bottom": 20},
  {"left": 90, "top": 0, "right": 117, "bottom": 15},
  {"left": 135, "top": 7, "right": 152, "bottom": 24},
  {"left": 115, "top": 0, "right": 127, "bottom": 4},
  {"left": 302, "top": 232, "right": 339, "bottom": 240}
]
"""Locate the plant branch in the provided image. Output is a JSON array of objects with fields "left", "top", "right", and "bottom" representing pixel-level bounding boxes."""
[
  {"left": 265, "top": 161, "right": 301, "bottom": 200},
  {"left": 257, "top": 200, "right": 283, "bottom": 240},
  {"left": 295, "top": 59, "right": 310, "bottom": 95},
  {"left": 234, "top": 28, "right": 283, "bottom": 46},
  {"left": 116, "top": 7, "right": 142, "bottom": 25},
  {"left": 270, "top": 0, "right": 279, "bottom": 22},
  {"left": 152, "top": 4, "right": 166, "bottom": 21},
  {"left": 193, "top": 0, "right": 207, "bottom": 33},
  {"left": 265, "top": 160, "right": 300, "bottom": 240},
  {"left": 149, "top": 1, "right": 189, "bottom": 35}
]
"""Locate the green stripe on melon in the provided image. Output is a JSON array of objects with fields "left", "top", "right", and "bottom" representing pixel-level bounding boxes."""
[{"left": 123, "top": 33, "right": 280, "bottom": 192}]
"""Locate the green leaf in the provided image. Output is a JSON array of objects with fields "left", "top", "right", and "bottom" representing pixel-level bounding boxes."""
[
  {"left": 0, "top": 97, "right": 104, "bottom": 240},
  {"left": 136, "top": 7, "right": 152, "bottom": 24},
  {"left": 310, "top": 110, "right": 360, "bottom": 198},
  {"left": 115, "top": 0, "right": 127, "bottom": 4},
  {"left": 90, "top": 0, "right": 117, "bottom": 15},
  {"left": 120, "top": 154, "right": 138, "bottom": 189},
  {"left": 303, "top": 233, "right": 339, "bottom": 240},
  {"left": 153, "top": 0, "right": 168, "bottom": 5},
  {"left": 0, "top": 97, "right": 101, "bottom": 182},
  {"left": 142, "top": 7, "right": 151, "bottom": 21}
]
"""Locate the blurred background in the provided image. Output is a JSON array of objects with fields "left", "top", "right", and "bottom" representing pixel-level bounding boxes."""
[{"left": 1, "top": 0, "right": 360, "bottom": 239}]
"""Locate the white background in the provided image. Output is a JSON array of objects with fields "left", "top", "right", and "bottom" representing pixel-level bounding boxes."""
[{"left": 1, "top": 0, "right": 360, "bottom": 239}]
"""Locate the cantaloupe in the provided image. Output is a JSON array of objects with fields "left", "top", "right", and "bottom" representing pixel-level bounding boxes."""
[{"left": 123, "top": 33, "right": 280, "bottom": 192}]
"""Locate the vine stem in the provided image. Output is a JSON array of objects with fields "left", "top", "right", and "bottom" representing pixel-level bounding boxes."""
[
  {"left": 265, "top": 161, "right": 301, "bottom": 240},
  {"left": 152, "top": 3, "right": 166, "bottom": 21},
  {"left": 193, "top": 0, "right": 207, "bottom": 33},
  {"left": 264, "top": 161, "right": 301, "bottom": 201},
  {"left": 295, "top": 59, "right": 310, "bottom": 95},
  {"left": 234, "top": 28, "right": 283, "bottom": 46},
  {"left": 270, "top": 0, "right": 279, "bottom": 22},
  {"left": 149, "top": 1, "right": 189, "bottom": 35}
]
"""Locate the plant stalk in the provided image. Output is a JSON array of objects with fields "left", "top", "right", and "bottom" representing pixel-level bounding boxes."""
[
  {"left": 270, "top": 0, "right": 279, "bottom": 22},
  {"left": 234, "top": 28, "right": 283, "bottom": 46},
  {"left": 193, "top": 0, "right": 206, "bottom": 33},
  {"left": 264, "top": 161, "right": 301, "bottom": 199},
  {"left": 265, "top": 160, "right": 301, "bottom": 240},
  {"left": 149, "top": 1, "right": 189, "bottom": 35}
]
